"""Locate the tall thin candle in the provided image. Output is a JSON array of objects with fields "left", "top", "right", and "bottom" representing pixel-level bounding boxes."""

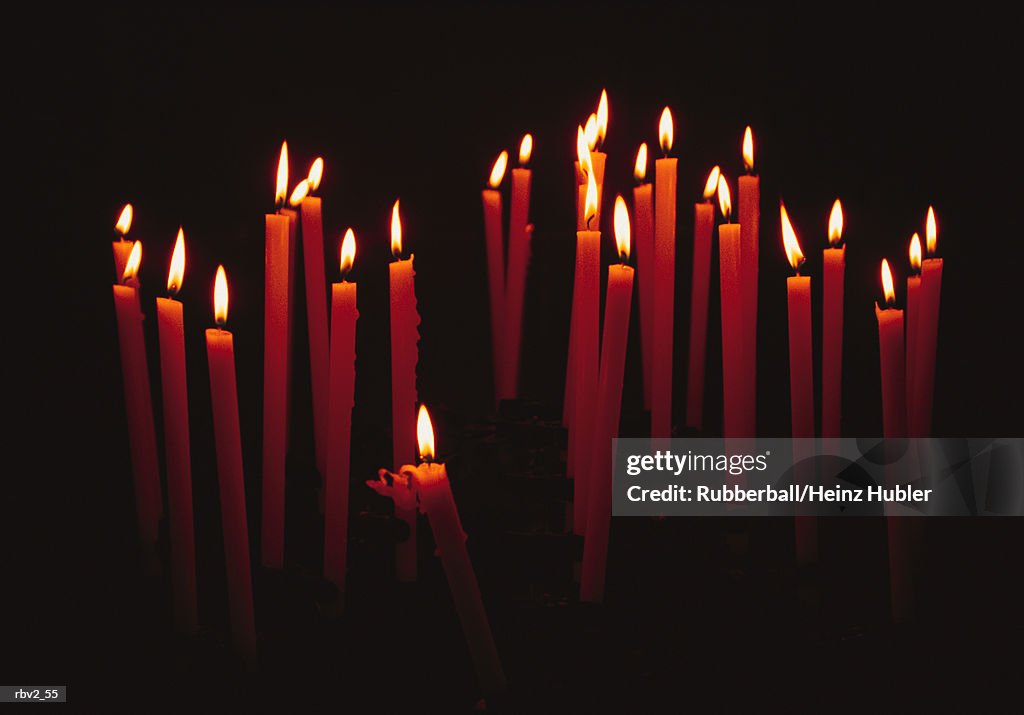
[
  {"left": 503, "top": 135, "right": 533, "bottom": 400},
  {"left": 822, "top": 199, "right": 845, "bottom": 438},
  {"left": 737, "top": 128, "right": 760, "bottom": 437},
  {"left": 652, "top": 107, "right": 677, "bottom": 439},
  {"left": 686, "top": 167, "right": 720, "bottom": 429},
  {"left": 633, "top": 144, "right": 655, "bottom": 412},
  {"left": 906, "top": 234, "right": 922, "bottom": 414},
  {"left": 911, "top": 207, "right": 942, "bottom": 436},
  {"left": 718, "top": 177, "right": 745, "bottom": 438},
  {"left": 482, "top": 151, "right": 508, "bottom": 406}
]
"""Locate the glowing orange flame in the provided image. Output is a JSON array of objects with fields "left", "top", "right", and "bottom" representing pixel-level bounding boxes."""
[
  {"left": 519, "top": 134, "right": 533, "bottom": 166},
  {"left": 584, "top": 171, "right": 598, "bottom": 228},
  {"left": 909, "top": 233, "right": 922, "bottom": 272},
  {"left": 167, "top": 228, "right": 185, "bottom": 295},
  {"left": 613, "top": 195, "right": 630, "bottom": 260},
  {"left": 417, "top": 404, "right": 435, "bottom": 462},
  {"left": 881, "top": 259, "right": 895, "bottom": 306},
  {"left": 289, "top": 179, "right": 310, "bottom": 207},
  {"left": 584, "top": 113, "right": 598, "bottom": 151},
  {"left": 742, "top": 126, "right": 754, "bottom": 172},
  {"left": 122, "top": 240, "right": 141, "bottom": 283},
  {"left": 828, "top": 199, "right": 844, "bottom": 246},
  {"left": 116, "top": 204, "right": 133, "bottom": 236},
  {"left": 488, "top": 151, "right": 508, "bottom": 188},
  {"left": 596, "top": 89, "right": 608, "bottom": 147},
  {"left": 390, "top": 199, "right": 402, "bottom": 257},
  {"left": 214, "top": 265, "right": 229, "bottom": 326},
  {"left": 275, "top": 141, "right": 289, "bottom": 206},
  {"left": 340, "top": 228, "right": 356, "bottom": 277},
  {"left": 634, "top": 143, "right": 648, "bottom": 182},
  {"left": 717, "top": 174, "right": 731, "bottom": 219},
  {"left": 703, "top": 166, "right": 721, "bottom": 200},
  {"left": 659, "top": 107, "right": 673, "bottom": 153},
  {"left": 926, "top": 206, "right": 937, "bottom": 255},
  {"left": 780, "top": 202, "right": 805, "bottom": 271},
  {"left": 576, "top": 125, "right": 592, "bottom": 177},
  {"left": 307, "top": 157, "right": 324, "bottom": 192}
]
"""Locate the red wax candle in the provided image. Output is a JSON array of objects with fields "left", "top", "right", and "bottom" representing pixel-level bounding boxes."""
[
  {"left": 906, "top": 234, "right": 922, "bottom": 416},
  {"left": 112, "top": 241, "right": 161, "bottom": 546},
  {"left": 482, "top": 151, "right": 508, "bottom": 406},
  {"left": 652, "top": 107, "right": 677, "bottom": 439},
  {"left": 876, "top": 260, "right": 907, "bottom": 438},
  {"left": 113, "top": 204, "right": 135, "bottom": 282},
  {"left": 324, "top": 230, "right": 358, "bottom": 597},
  {"left": 632, "top": 144, "right": 655, "bottom": 412},
  {"left": 738, "top": 128, "right": 760, "bottom": 438},
  {"left": 503, "top": 135, "right": 533, "bottom": 401},
  {"left": 389, "top": 201, "right": 420, "bottom": 582},
  {"left": 822, "top": 200, "right": 846, "bottom": 438},
  {"left": 911, "top": 208, "right": 941, "bottom": 436},
  {"left": 580, "top": 197, "right": 634, "bottom": 604},
  {"left": 406, "top": 406, "right": 506, "bottom": 697},
  {"left": 206, "top": 266, "right": 257, "bottom": 669},
  {"left": 717, "top": 178, "right": 745, "bottom": 438},
  {"left": 155, "top": 230, "right": 197, "bottom": 635},
  {"left": 565, "top": 125, "right": 593, "bottom": 429},
  {"left": 686, "top": 167, "right": 720, "bottom": 430}
]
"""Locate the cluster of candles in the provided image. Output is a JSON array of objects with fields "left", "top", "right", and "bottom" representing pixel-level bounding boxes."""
[{"left": 109, "top": 90, "right": 942, "bottom": 692}]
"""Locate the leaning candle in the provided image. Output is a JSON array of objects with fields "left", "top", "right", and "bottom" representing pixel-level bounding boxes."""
[
  {"left": 113, "top": 203, "right": 136, "bottom": 282},
  {"left": 633, "top": 144, "right": 655, "bottom": 412},
  {"left": 822, "top": 199, "right": 845, "bottom": 438},
  {"left": 911, "top": 207, "right": 942, "bottom": 436},
  {"left": 404, "top": 406, "right": 506, "bottom": 697},
  {"left": 389, "top": 200, "right": 420, "bottom": 581},
  {"left": 155, "top": 229, "right": 197, "bottom": 635},
  {"left": 652, "top": 107, "right": 677, "bottom": 439},
  {"left": 580, "top": 196, "right": 634, "bottom": 603},
  {"left": 906, "top": 234, "right": 922, "bottom": 414},
  {"left": 502, "top": 135, "right": 533, "bottom": 401},
  {"left": 737, "top": 127, "right": 760, "bottom": 437},
  {"left": 205, "top": 266, "right": 257, "bottom": 668},
  {"left": 324, "top": 229, "right": 358, "bottom": 598},
  {"left": 262, "top": 141, "right": 292, "bottom": 569},
  {"left": 296, "top": 158, "right": 330, "bottom": 476},
  {"left": 685, "top": 166, "right": 720, "bottom": 430},
  {"left": 112, "top": 240, "right": 161, "bottom": 546},
  {"left": 482, "top": 150, "right": 508, "bottom": 406},
  {"left": 717, "top": 177, "right": 745, "bottom": 438}
]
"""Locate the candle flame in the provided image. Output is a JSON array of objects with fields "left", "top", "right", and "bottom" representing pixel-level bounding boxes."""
[
  {"left": 780, "top": 202, "right": 805, "bottom": 271},
  {"left": 214, "top": 264, "right": 229, "bottom": 326},
  {"left": 488, "top": 150, "right": 508, "bottom": 188},
  {"left": 881, "top": 259, "right": 895, "bottom": 306},
  {"left": 167, "top": 228, "right": 186, "bottom": 295},
  {"left": 909, "top": 233, "right": 922, "bottom": 272},
  {"left": 584, "top": 171, "right": 598, "bottom": 228},
  {"left": 275, "top": 141, "right": 289, "bottom": 207},
  {"left": 634, "top": 143, "right": 648, "bottom": 182},
  {"left": 926, "top": 205, "right": 937, "bottom": 255},
  {"left": 307, "top": 157, "right": 324, "bottom": 192},
  {"left": 417, "top": 404, "right": 435, "bottom": 462},
  {"left": 390, "top": 199, "right": 402, "bottom": 257},
  {"left": 613, "top": 195, "right": 631, "bottom": 260},
  {"left": 519, "top": 134, "right": 533, "bottom": 166},
  {"left": 340, "top": 228, "right": 356, "bottom": 277},
  {"left": 116, "top": 203, "right": 133, "bottom": 236},
  {"left": 122, "top": 240, "right": 142, "bottom": 283},
  {"left": 659, "top": 107, "right": 673, "bottom": 153},
  {"left": 584, "top": 113, "right": 598, "bottom": 151},
  {"left": 288, "top": 179, "right": 310, "bottom": 207},
  {"left": 576, "top": 125, "right": 592, "bottom": 177},
  {"left": 828, "top": 199, "right": 844, "bottom": 246},
  {"left": 742, "top": 126, "right": 754, "bottom": 172},
  {"left": 596, "top": 89, "right": 608, "bottom": 147},
  {"left": 717, "top": 174, "right": 731, "bottom": 219},
  {"left": 703, "top": 166, "right": 721, "bottom": 200}
]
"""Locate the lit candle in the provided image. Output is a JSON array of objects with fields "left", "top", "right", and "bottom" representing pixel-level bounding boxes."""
[
  {"left": 205, "top": 266, "right": 257, "bottom": 668},
  {"left": 737, "top": 127, "right": 760, "bottom": 436},
  {"left": 564, "top": 125, "right": 593, "bottom": 433},
  {"left": 570, "top": 171, "right": 601, "bottom": 534},
  {"left": 685, "top": 166, "right": 720, "bottom": 430},
  {"left": 389, "top": 201, "right": 420, "bottom": 581},
  {"left": 652, "top": 107, "right": 677, "bottom": 439},
  {"left": 295, "top": 157, "right": 330, "bottom": 476},
  {"left": 717, "top": 176, "right": 745, "bottom": 438},
  {"left": 876, "top": 259, "right": 907, "bottom": 437},
  {"left": 782, "top": 203, "right": 814, "bottom": 439},
  {"left": 112, "top": 203, "right": 136, "bottom": 282},
  {"left": 403, "top": 406, "right": 506, "bottom": 697},
  {"left": 324, "top": 229, "right": 358, "bottom": 598},
  {"left": 906, "top": 234, "right": 922, "bottom": 414},
  {"left": 822, "top": 199, "right": 845, "bottom": 438},
  {"left": 591, "top": 90, "right": 609, "bottom": 223},
  {"left": 112, "top": 240, "right": 161, "bottom": 546},
  {"left": 482, "top": 150, "right": 508, "bottom": 406},
  {"left": 911, "top": 207, "right": 941, "bottom": 436},
  {"left": 155, "top": 229, "right": 197, "bottom": 634},
  {"left": 633, "top": 143, "right": 655, "bottom": 412},
  {"left": 580, "top": 196, "right": 634, "bottom": 603},
  {"left": 502, "top": 134, "right": 533, "bottom": 401}
]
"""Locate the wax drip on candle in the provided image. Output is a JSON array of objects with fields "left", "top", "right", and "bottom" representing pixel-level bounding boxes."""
[
  {"left": 214, "top": 265, "right": 229, "bottom": 328},
  {"left": 167, "top": 228, "right": 185, "bottom": 296},
  {"left": 743, "top": 126, "right": 755, "bottom": 175},
  {"left": 659, "top": 107, "right": 673, "bottom": 157},
  {"left": 116, "top": 203, "right": 133, "bottom": 241},
  {"left": 704, "top": 166, "right": 721, "bottom": 205},
  {"left": 828, "top": 199, "right": 844, "bottom": 248},
  {"left": 717, "top": 174, "right": 732, "bottom": 224},
  {"left": 780, "top": 201, "right": 806, "bottom": 276},
  {"left": 339, "top": 228, "right": 356, "bottom": 282},
  {"left": 122, "top": 240, "right": 142, "bottom": 285}
]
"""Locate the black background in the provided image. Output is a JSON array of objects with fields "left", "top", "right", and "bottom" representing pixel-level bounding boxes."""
[{"left": 11, "top": 5, "right": 1024, "bottom": 711}]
